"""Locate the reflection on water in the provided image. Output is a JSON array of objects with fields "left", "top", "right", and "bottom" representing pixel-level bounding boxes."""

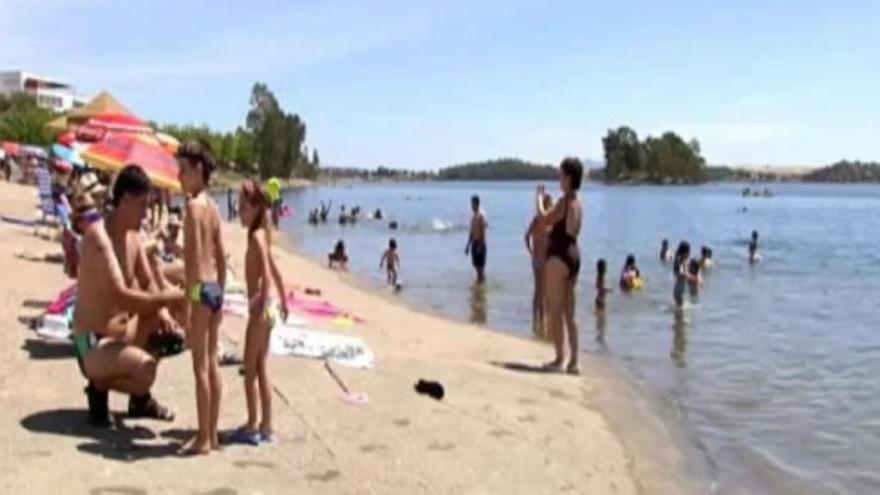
[
  {"left": 671, "top": 310, "right": 687, "bottom": 368},
  {"left": 469, "top": 283, "right": 487, "bottom": 324},
  {"left": 595, "top": 310, "right": 607, "bottom": 348}
]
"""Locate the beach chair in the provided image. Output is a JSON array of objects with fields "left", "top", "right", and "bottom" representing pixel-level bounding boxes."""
[{"left": 34, "top": 165, "right": 61, "bottom": 237}]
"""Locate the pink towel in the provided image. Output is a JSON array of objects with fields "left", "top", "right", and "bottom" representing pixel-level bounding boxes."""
[{"left": 47, "top": 284, "right": 77, "bottom": 315}]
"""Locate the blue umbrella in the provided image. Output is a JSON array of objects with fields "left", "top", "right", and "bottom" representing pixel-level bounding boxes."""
[{"left": 52, "top": 143, "right": 85, "bottom": 168}]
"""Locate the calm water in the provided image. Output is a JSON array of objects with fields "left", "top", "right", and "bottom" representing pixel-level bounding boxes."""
[{"left": 267, "top": 181, "right": 879, "bottom": 495}]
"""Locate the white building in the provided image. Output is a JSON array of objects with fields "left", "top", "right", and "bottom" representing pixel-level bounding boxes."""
[{"left": 0, "top": 70, "right": 88, "bottom": 113}]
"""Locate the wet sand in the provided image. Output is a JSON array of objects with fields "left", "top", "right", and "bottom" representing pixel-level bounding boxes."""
[{"left": 0, "top": 181, "right": 698, "bottom": 494}]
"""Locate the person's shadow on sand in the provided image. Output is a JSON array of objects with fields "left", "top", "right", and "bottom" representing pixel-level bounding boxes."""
[
  {"left": 20, "top": 409, "right": 180, "bottom": 461},
  {"left": 489, "top": 361, "right": 560, "bottom": 374},
  {"left": 21, "top": 338, "right": 75, "bottom": 360}
]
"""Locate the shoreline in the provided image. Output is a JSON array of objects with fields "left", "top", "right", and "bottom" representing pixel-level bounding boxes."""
[
  {"left": 272, "top": 222, "right": 713, "bottom": 495},
  {"left": 1, "top": 180, "right": 699, "bottom": 494}
]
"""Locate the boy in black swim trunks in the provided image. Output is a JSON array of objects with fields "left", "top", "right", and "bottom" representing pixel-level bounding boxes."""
[
  {"left": 465, "top": 194, "right": 488, "bottom": 283},
  {"left": 178, "top": 139, "right": 227, "bottom": 455}
]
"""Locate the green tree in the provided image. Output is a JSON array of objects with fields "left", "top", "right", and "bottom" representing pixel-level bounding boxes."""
[
  {"left": 602, "top": 126, "right": 643, "bottom": 180},
  {"left": 245, "top": 83, "right": 309, "bottom": 179},
  {"left": 0, "top": 93, "right": 57, "bottom": 145}
]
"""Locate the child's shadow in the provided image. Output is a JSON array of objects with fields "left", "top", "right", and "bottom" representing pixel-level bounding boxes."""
[{"left": 20, "top": 408, "right": 180, "bottom": 462}]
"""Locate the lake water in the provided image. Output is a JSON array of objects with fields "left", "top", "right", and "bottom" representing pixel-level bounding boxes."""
[{"left": 264, "top": 181, "right": 879, "bottom": 495}]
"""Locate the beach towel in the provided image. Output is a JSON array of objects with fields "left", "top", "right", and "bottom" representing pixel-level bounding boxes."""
[
  {"left": 47, "top": 284, "right": 77, "bottom": 315},
  {"left": 269, "top": 324, "right": 375, "bottom": 369},
  {"left": 285, "top": 294, "right": 364, "bottom": 323},
  {"left": 35, "top": 314, "right": 72, "bottom": 341}
]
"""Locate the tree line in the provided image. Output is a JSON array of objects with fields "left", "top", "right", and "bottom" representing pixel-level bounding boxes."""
[
  {"left": 602, "top": 126, "right": 708, "bottom": 184},
  {"left": 803, "top": 161, "right": 880, "bottom": 183},
  {"left": 156, "top": 83, "right": 318, "bottom": 179},
  {"left": 0, "top": 93, "right": 57, "bottom": 145}
]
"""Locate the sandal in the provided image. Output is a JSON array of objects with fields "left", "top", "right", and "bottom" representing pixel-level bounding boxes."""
[
  {"left": 222, "top": 427, "right": 260, "bottom": 446},
  {"left": 147, "top": 332, "right": 185, "bottom": 359},
  {"left": 128, "top": 394, "right": 175, "bottom": 421}
]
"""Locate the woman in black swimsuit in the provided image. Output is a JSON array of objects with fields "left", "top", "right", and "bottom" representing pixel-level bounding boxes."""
[{"left": 536, "top": 157, "right": 584, "bottom": 374}]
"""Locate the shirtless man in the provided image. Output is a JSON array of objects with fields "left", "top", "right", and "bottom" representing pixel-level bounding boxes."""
[
  {"left": 464, "top": 194, "right": 488, "bottom": 283},
  {"left": 73, "top": 166, "right": 185, "bottom": 427}
]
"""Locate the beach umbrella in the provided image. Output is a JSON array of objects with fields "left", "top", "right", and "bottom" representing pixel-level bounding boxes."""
[
  {"left": 155, "top": 132, "right": 180, "bottom": 154},
  {"left": 47, "top": 91, "right": 134, "bottom": 131},
  {"left": 2, "top": 141, "right": 21, "bottom": 156},
  {"left": 21, "top": 145, "right": 49, "bottom": 159},
  {"left": 51, "top": 144, "right": 85, "bottom": 168},
  {"left": 86, "top": 113, "right": 152, "bottom": 134},
  {"left": 57, "top": 131, "right": 76, "bottom": 147},
  {"left": 81, "top": 133, "right": 180, "bottom": 191}
]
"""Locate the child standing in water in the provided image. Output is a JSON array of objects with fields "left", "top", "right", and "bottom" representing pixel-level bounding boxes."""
[
  {"left": 749, "top": 231, "right": 760, "bottom": 263},
  {"left": 379, "top": 238, "right": 400, "bottom": 288},
  {"left": 700, "top": 246, "right": 714, "bottom": 269},
  {"left": 177, "top": 139, "right": 226, "bottom": 454},
  {"left": 595, "top": 259, "right": 612, "bottom": 311},
  {"left": 673, "top": 241, "right": 698, "bottom": 308},
  {"left": 619, "top": 254, "right": 642, "bottom": 292},
  {"left": 230, "top": 180, "right": 289, "bottom": 445},
  {"left": 525, "top": 192, "right": 553, "bottom": 337},
  {"left": 688, "top": 258, "right": 703, "bottom": 297},
  {"left": 328, "top": 240, "right": 348, "bottom": 270},
  {"left": 660, "top": 239, "right": 671, "bottom": 262}
]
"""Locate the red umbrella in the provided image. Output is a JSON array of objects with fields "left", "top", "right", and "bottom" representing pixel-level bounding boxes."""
[
  {"left": 57, "top": 132, "right": 76, "bottom": 147},
  {"left": 86, "top": 113, "right": 152, "bottom": 134},
  {"left": 81, "top": 132, "right": 180, "bottom": 191},
  {"left": 2, "top": 141, "right": 21, "bottom": 156}
]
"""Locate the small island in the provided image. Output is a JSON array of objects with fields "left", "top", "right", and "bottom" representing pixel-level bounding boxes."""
[
  {"left": 438, "top": 158, "right": 557, "bottom": 181},
  {"left": 601, "top": 126, "right": 708, "bottom": 184}
]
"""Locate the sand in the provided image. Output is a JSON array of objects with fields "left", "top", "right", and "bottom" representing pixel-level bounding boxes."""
[{"left": 0, "top": 181, "right": 698, "bottom": 494}]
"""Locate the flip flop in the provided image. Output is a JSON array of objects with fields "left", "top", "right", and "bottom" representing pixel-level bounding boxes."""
[
  {"left": 341, "top": 391, "right": 370, "bottom": 406},
  {"left": 222, "top": 427, "right": 260, "bottom": 446}
]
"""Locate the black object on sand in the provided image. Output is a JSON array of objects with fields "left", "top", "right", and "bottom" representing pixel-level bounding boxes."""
[{"left": 414, "top": 379, "right": 445, "bottom": 401}]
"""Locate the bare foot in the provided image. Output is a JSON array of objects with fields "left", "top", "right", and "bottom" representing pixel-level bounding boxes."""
[
  {"left": 543, "top": 359, "right": 564, "bottom": 371},
  {"left": 566, "top": 362, "right": 581, "bottom": 376},
  {"left": 179, "top": 435, "right": 211, "bottom": 456},
  {"left": 210, "top": 435, "right": 221, "bottom": 451}
]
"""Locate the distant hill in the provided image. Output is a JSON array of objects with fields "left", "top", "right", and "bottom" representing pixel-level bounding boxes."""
[
  {"left": 438, "top": 158, "right": 557, "bottom": 181},
  {"left": 803, "top": 161, "right": 880, "bottom": 183}
]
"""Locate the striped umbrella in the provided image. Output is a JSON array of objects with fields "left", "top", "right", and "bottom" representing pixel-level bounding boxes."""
[{"left": 81, "top": 133, "right": 180, "bottom": 191}]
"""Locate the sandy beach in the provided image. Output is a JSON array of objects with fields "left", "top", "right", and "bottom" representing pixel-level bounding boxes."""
[{"left": 0, "top": 181, "right": 698, "bottom": 494}]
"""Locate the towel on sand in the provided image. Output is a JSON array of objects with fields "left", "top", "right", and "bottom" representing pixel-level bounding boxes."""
[{"left": 269, "top": 324, "right": 374, "bottom": 369}]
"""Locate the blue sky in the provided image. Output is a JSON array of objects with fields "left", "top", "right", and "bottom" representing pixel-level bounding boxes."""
[{"left": 2, "top": 0, "right": 878, "bottom": 169}]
